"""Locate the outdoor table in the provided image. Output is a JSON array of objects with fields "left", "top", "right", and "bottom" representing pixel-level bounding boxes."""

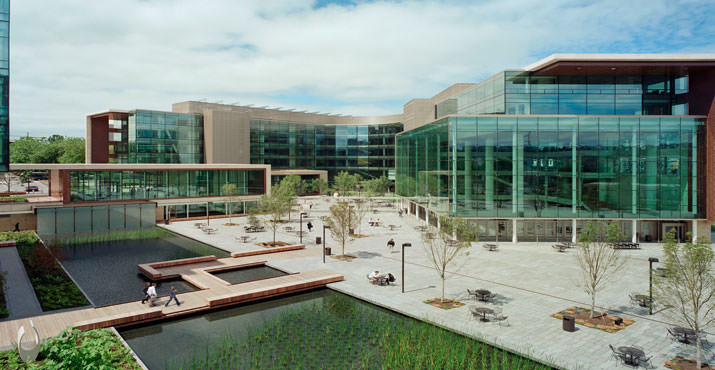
[
  {"left": 236, "top": 235, "right": 251, "bottom": 243},
  {"left": 617, "top": 346, "right": 645, "bottom": 366},
  {"left": 203, "top": 227, "right": 217, "bottom": 234},
  {"left": 474, "top": 289, "right": 492, "bottom": 302},
  {"left": 672, "top": 327, "right": 696, "bottom": 344},
  {"left": 415, "top": 225, "right": 427, "bottom": 232},
  {"left": 552, "top": 244, "right": 568, "bottom": 252},
  {"left": 634, "top": 294, "right": 652, "bottom": 308},
  {"left": 471, "top": 307, "right": 494, "bottom": 322},
  {"left": 387, "top": 224, "right": 399, "bottom": 231},
  {"left": 483, "top": 243, "right": 497, "bottom": 251},
  {"left": 284, "top": 226, "right": 294, "bottom": 232}
]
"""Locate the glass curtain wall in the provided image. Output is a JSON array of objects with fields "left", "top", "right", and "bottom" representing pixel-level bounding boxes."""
[
  {"left": 250, "top": 120, "right": 403, "bottom": 180},
  {"left": 69, "top": 169, "right": 265, "bottom": 202},
  {"left": 37, "top": 204, "right": 156, "bottom": 235},
  {"left": 0, "top": 1, "right": 8, "bottom": 171},
  {"left": 397, "top": 116, "right": 704, "bottom": 219},
  {"left": 126, "top": 110, "right": 204, "bottom": 163}
]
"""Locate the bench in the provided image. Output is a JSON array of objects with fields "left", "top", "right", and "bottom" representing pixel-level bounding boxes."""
[{"left": 74, "top": 308, "right": 163, "bottom": 330}]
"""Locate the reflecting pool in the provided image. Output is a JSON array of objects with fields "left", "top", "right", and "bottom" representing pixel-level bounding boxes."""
[
  {"left": 56, "top": 231, "right": 229, "bottom": 307},
  {"left": 210, "top": 265, "right": 287, "bottom": 284}
]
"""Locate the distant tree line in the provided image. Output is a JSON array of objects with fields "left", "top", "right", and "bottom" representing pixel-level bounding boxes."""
[{"left": 10, "top": 135, "right": 85, "bottom": 163}]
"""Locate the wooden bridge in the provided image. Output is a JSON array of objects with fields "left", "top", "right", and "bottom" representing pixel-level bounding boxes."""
[{"left": 0, "top": 245, "right": 343, "bottom": 349}]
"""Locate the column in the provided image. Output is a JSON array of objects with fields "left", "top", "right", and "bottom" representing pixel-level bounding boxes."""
[
  {"left": 572, "top": 131, "right": 578, "bottom": 215},
  {"left": 632, "top": 219, "right": 637, "bottom": 243},
  {"left": 512, "top": 219, "right": 517, "bottom": 243},
  {"left": 692, "top": 220, "right": 697, "bottom": 242},
  {"left": 571, "top": 219, "right": 577, "bottom": 243},
  {"left": 517, "top": 135, "right": 524, "bottom": 215},
  {"left": 465, "top": 145, "right": 472, "bottom": 212},
  {"left": 512, "top": 131, "right": 518, "bottom": 214},
  {"left": 485, "top": 137, "right": 494, "bottom": 211},
  {"left": 450, "top": 126, "right": 457, "bottom": 215},
  {"left": 632, "top": 130, "right": 637, "bottom": 215}
]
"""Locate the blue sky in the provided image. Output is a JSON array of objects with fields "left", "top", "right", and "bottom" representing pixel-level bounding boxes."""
[{"left": 9, "top": 0, "right": 715, "bottom": 137}]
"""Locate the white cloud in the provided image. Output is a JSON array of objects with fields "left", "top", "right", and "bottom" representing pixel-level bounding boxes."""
[{"left": 9, "top": 0, "right": 715, "bottom": 137}]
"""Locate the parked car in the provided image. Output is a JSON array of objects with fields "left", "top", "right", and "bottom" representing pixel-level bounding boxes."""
[{"left": 26, "top": 185, "right": 38, "bottom": 192}]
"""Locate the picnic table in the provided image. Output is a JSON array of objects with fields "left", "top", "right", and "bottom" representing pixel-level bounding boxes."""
[
  {"left": 552, "top": 244, "right": 568, "bottom": 252},
  {"left": 387, "top": 224, "right": 400, "bottom": 231},
  {"left": 482, "top": 243, "right": 498, "bottom": 251},
  {"left": 235, "top": 235, "right": 251, "bottom": 243},
  {"left": 203, "top": 227, "right": 217, "bottom": 234},
  {"left": 245, "top": 226, "right": 265, "bottom": 233},
  {"left": 617, "top": 346, "right": 645, "bottom": 366},
  {"left": 671, "top": 327, "right": 696, "bottom": 344},
  {"left": 470, "top": 306, "right": 494, "bottom": 322}
]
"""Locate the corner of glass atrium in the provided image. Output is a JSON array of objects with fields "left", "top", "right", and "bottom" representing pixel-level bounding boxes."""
[{"left": 396, "top": 115, "right": 706, "bottom": 243}]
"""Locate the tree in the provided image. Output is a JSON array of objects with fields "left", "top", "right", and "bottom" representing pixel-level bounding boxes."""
[
  {"left": 575, "top": 222, "right": 627, "bottom": 318},
  {"left": 276, "top": 176, "right": 299, "bottom": 220},
  {"left": 0, "top": 172, "right": 13, "bottom": 192},
  {"left": 14, "top": 170, "right": 32, "bottom": 189},
  {"left": 58, "top": 137, "right": 86, "bottom": 163},
  {"left": 333, "top": 171, "right": 359, "bottom": 195},
  {"left": 422, "top": 216, "right": 478, "bottom": 303},
  {"left": 325, "top": 201, "right": 357, "bottom": 256},
  {"left": 310, "top": 178, "right": 329, "bottom": 195},
  {"left": 364, "top": 176, "right": 392, "bottom": 196},
  {"left": 654, "top": 230, "right": 715, "bottom": 368},
  {"left": 259, "top": 185, "right": 285, "bottom": 247},
  {"left": 10, "top": 137, "right": 41, "bottom": 163},
  {"left": 10, "top": 135, "right": 85, "bottom": 163},
  {"left": 221, "top": 183, "right": 241, "bottom": 225},
  {"left": 353, "top": 199, "right": 370, "bottom": 235}
]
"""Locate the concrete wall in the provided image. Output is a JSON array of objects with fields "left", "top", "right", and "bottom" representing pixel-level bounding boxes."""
[
  {"left": 0, "top": 213, "right": 36, "bottom": 232},
  {"left": 203, "top": 109, "right": 251, "bottom": 164},
  {"left": 402, "top": 83, "right": 474, "bottom": 131}
]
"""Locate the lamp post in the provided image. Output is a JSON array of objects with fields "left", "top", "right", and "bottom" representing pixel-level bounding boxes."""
[
  {"left": 323, "top": 225, "right": 330, "bottom": 264},
  {"left": 402, "top": 242, "right": 411, "bottom": 293},
  {"left": 299, "top": 212, "right": 307, "bottom": 244},
  {"left": 648, "top": 257, "right": 659, "bottom": 315}
]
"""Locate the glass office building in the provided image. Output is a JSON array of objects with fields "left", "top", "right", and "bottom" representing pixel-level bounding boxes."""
[
  {"left": 250, "top": 120, "right": 403, "bottom": 179},
  {"left": 120, "top": 110, "right": 204, "bottom": 164},
  {"left": 0, "top": 1, "right": 9, "bottom": 172},
  {"left": 68, "top": 169, "right": 265, "bottom": 202}
]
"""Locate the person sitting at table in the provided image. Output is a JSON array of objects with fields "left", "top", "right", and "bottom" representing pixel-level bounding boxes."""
[
  {"left": 368, "top": 270, "right": 380, "bottom": 284},
  {"left": 368, "top": 217, "right": 375, "bottom": 226},
  {"left": 387, "top": 238, "right": 395, "bottom": 253}
]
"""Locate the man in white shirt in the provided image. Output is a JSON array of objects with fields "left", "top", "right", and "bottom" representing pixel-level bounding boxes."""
[
  {"left": 147, "top": 283, "right": 157, "bottom": 306},
  {"left": 368, "top": 270, "right": 380, "bottom": 284}
]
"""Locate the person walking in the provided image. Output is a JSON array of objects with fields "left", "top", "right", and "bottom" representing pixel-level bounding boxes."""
[
  {"left": 141, "top": 282, "right": 150, "bottom": 304},
  {"left": 307, "top": 221, "right": 313, "bottom": 232},
  {"left": 13, "top": 222, "right": 19, "bottom": 232},
  {"left": 164, "top": 286, "right": 180, "bottom": 307},
  {"left": 147, "top": 283, "right": 158, "bottom": 307},
  {"left": 387, "top": 238, "right": 395, "bottom": 253}
]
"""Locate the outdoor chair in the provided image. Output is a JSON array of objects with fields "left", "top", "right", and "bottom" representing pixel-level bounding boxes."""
[
  {"left": 666, "top": 327, "right": 679, "bottom": 342},
  {"left": 491, "top": 314, "right": 509, "bottom": 326},
  {"left": 608, "top": 344, "right": 625, "bottom": 362},
  {"left": 467, "top": 289, "right": 478, "bottom": 301},
  {"left": 628, "top": 293, "right": 640, "bottom": 306}
]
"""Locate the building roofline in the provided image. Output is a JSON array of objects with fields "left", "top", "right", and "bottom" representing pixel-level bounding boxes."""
[
  {"left": 524, "top": 53, "right": 715, "bottom": 71},
  {"left": 10, "top": 163, "right": 271, "bottom": 171}
]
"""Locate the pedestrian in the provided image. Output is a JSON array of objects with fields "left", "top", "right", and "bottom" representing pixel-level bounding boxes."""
[
  {"left": 147, "top": 283, "right": 158, "bottom": 307},
  {"left": 387, "top": 238, "right": 395, "bottom": 253},
  {"left": 307, "top": 221, "right": 313, "bottom": 232},
  {"left": 164, "top": 286, "right": 180, "bottom": 307},
  {"left": 13, "top": 222, "right": 19, "bottom": 232},
  {"left": 309, "top": 201, "right": 313, "bottom": 210},
  {"left": 398, "top": 209, "right": 403, "bottom": 217},
  {"left": 141, "top": 282, "right": 150, "bottom": 304}
]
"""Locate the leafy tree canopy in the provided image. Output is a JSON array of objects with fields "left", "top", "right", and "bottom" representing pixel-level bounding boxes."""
[{"left": 10, "top": 135, "right": 85, "bottom": 163}]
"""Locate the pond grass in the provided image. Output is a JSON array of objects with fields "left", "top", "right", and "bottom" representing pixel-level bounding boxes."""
[{"left": 170, "top": 293, "right": 553, "bottom": 370}]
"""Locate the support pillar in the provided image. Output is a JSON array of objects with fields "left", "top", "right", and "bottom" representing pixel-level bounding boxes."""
[
  {"left": 572, "top": 131, "right": 578, "bottom": 215},
  {"left": 485, "top": 137, "right": 494, "bottom": 211},
  {"left": 512, "top": 219, "right": 517, "bottom": 243},
  {"left": 692, "top": 220, "right": 697, "bottom": 242},
  {"left": 572, "top": 219, "right": 577, "bottom": 243},
  {"left": 632, "top": 219, "right": 638, "bottom": 243}
]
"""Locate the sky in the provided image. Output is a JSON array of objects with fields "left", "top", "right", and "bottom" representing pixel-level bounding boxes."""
[{"left": 9, "top": 0, "right": 715, "bottom": 138}]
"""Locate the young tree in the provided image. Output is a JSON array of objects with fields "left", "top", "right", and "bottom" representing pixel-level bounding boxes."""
[
  {"left": 575, "top": 222, "right": 627, "bottom": 318},
  {"left": 353, "top": 199, "right": 370, "bottom": 235},
  {"left": 310, "top": 177, "right": 329, "bottom": 195},
  {"left": 325, "top": 201, "right": 357, "bottom": 256},
  {"left": 654, "top": 230, "right": 715, "bottom": 368},
  {"left": 0, "top": 172, "right": 13, "bottom": 192},
  {"left": 276, "top": 177, "right": 298, "bottom": 220},
  {"left": 14, "top": 171, "right": 32, "bottom": 189},
  {"left": 422, "top": 216, "right": 478, "bottom": 303},
  {"left": 259, "top": 185, "right": 285, "bottom": 246},
  {"left": 333, "top": 171, "right": 358, "bottom": 195},
  {"left": 221, "top": 183, "right": 241, "bottom": 225}
]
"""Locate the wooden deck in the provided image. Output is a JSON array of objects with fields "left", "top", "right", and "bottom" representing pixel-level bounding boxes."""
[{"left": 0, "top": 248, "right": 342, "bottom": 349}]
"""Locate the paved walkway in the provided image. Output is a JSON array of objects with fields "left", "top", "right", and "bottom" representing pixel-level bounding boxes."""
[
  {"left": 164, "top": 195, "right": 715, "bottom": 370},
  {"left": 0, "top": 248, "right": 342, "bottom": 350},
  {"left": 0, "top": 246, "right": 43, "bottom": 319}
]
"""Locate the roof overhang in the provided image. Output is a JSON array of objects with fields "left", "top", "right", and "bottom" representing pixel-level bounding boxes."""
[{"left": 524, "top": 54, "right": 715, "bottom": 76}]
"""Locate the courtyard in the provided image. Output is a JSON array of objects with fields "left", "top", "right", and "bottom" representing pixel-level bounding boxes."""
[{"left": 163, "top": 195, "right": 714, "bottom": 370}]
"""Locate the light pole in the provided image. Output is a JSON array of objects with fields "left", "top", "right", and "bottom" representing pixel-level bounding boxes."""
[
  {"left": 648, "top": 257, "right": 659, "bottom": 315},
  {"left": 402, "top": 242, "right": 411, "bottom": 293},
  {"left": 323, "top": 225, "right": 330, "bottom": 264},
  {"left": 299, "top": 212, "right": 307, "bottom": 244}
]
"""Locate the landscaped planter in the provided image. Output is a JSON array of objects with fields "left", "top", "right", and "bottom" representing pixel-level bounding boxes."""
[{"left": 665, "top": 356, "right": 712, "bottom": 370}]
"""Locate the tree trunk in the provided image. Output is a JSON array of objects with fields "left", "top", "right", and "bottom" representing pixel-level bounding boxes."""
[
  {"left": 590, "top": 294, "right": 596, "bottom": 319},
  {"left": 273, "top": 223, "right": 277, "bottom": 246},
  {"left": 697, "top": 334, "right": 702, "bottom": 368},
  {"left": 441, "top": 272, "right": 445, "bottom": 303},
  {"left": 228, "top": 201, "right": 232, "bottom": 224}
]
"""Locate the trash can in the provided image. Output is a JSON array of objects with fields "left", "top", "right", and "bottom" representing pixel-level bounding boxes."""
[
  {"left": 324, "top": 247, "right": 332, "bottom": 256},
  {"left": 562, "top": 315, "right": 575, "bottom": 332},
  {"left": 316, "top": 236, "right": 322, "bottom": 245}
]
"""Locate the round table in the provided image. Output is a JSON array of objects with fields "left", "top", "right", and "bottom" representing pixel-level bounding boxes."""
[
  {"left": 617, "top": 346, "right": 645, "bottom": 366},
  {"left": 634, "top": 294, "right": 652, "bottom": 307},
  {"left": 471, "top": 307, "right": 494, "bottom": 322},
  {"left": 671, "top": 327, "right": 696, "bottom": 344},
  {"left": 475, "top": 289, "right": 492, "bottom": 302}
]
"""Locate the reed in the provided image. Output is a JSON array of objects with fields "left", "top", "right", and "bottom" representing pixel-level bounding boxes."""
[{"left": 169, "top": 292, "right": 553, "bottom": 370}]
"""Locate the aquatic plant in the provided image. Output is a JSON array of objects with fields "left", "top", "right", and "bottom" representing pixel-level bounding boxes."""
[{"left": 169, "top": 292, "right": 553, "bottom": 370}]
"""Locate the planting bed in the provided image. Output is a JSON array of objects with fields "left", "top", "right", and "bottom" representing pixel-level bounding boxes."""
[
  {"left": 119, "top": 289, "right": 553, "bottom": 370},
  {"left": 551, "top": 306, "right": 634, "bottom": 333}
]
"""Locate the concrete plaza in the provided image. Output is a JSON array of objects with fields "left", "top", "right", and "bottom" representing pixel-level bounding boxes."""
[{"left": 165, "top": 195, "right": 715, "bottom": 370}]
